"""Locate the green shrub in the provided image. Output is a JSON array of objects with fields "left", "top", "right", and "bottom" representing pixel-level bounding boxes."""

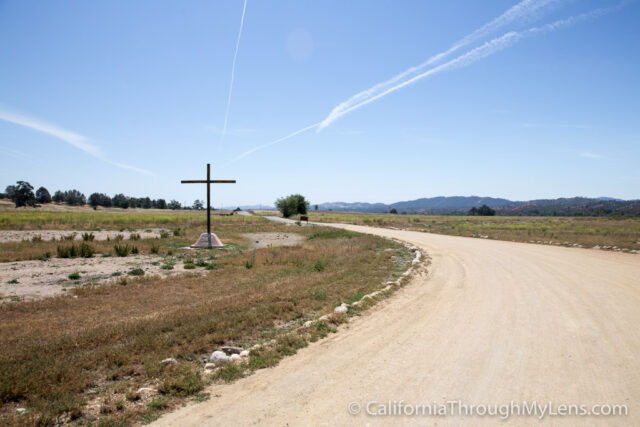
[
  {"left": 161, "top": 264, "right": 174, "bottom": 270},
  {"left": 37, "top": 252, "right": 51, "bottom": 261},
  {"left": 57, "top": 244, "right": 78, "bottom": 258},
  {"left": 245, "top": 257, "right": 254, "bottom": 269},
  {"left": 313, "top": 260, "right": 326, "bottom": 272},
  {"left": 31, "top": 235, "right": 43, "bottom": 243},
  {"left": 148, "top": 396, "right": 169, "bottom": 410},
  {"left": 131, "top": 246, "right": 139, "bottom": 255},
  {"left": 79, "top": 242, "right": 95, "bottom": 258},
  {"left": 159, "top": 230, "right": 169, "bottom": 239},
  {"left": 128, "top": 268, "right": 144, "bottom": 276},
  {"left": 82, "top": 232, "right": 95, "bottom": 241},
  {"left": 113, "top": 244, "right": 131, "bottom": 257},
  {"left": 129, "top": 233, "right": 140, "bottom": 241},
  {"left": 150, "top": 244, "right": 160, "bottom": 254},
  {"left": 312, "top": 290, "right": 327, "bottom": 300},
  {"left": 68, "top": 272, "right": 81, "bottom": 280},
  {"left": 7, "top": 279, "right": 18, "bottom": 284},
  {"left": 159, "top": 365, "right": 203, "bottom": 396},
  {"left": 183, "top": 263, "right": 196, "bottom": 270},
  {"left": 172, "top": 228, "right": 182, "bottom": 237}
]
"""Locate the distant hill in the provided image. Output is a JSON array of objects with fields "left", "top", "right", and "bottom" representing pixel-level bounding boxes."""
[
  {"left": 316, "top": 196, "right": 639, "bottom": 216},
  {"left": 318, "top": 196, "right": 514, "bottom": 214}
]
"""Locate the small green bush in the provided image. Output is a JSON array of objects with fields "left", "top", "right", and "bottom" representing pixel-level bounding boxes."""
[
  {"left": 183, "top": 263, "right": 196, "bottom": 270},
  {"left": 313, "top": 260, "right": 326, "bottom": 272},
  {"left": 159, "top": 230, "right": 169, "bottom": 239},
  {"left": 159, "top": 365, "right": 203, "bottom": 396},
  {"left": 128, "top": 268, "right": 144, "bottom": 276},
  {"left": 79, "top": 242, "right": 94, "bottom": 258},
  {"left": 31, "top": 235, "right": 43, "bottom": 243},
  {"left": 68, "top": 272, "right": 81, "bottom": 280},
  {"left": 57, "top": 244, "right": 78, "bottom": 258},
  {"left": 150, "top": 244, "right": 160, "bottom": 254},
  {"left": 131, "top": 246, "right": 139, "bottom": 255},
  {"left": 161, "top": 264, "right": 174, "bottom": 270},
  {"left": 113, "top": 244, "right": 131, "bottom": 257},
  {"left": 7, "top": 279, "right": 18, "bottom": 284},
  {"left": 129, "top": 233, "right": 140, "bottom": 241},
  {"left": 82, "top": 232, "right": 95, "bottom": 241}
]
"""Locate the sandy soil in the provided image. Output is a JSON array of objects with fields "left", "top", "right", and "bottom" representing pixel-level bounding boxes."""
[
  {"left": 242, "top": 232, "right": 305, "bottom": 249},
  {"left": 155, "top": 224, "right": 640, "bottom": 426},
  {"left": 0, "top": 229, "right": 165, "bottom": 243},
  {"left": 0, "top": 255, "right": 202, "bottom": 301}
]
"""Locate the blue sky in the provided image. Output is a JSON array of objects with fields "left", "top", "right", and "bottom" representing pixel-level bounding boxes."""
[{"left": 1, "top": 0, "right": 639, "bottom": 206}]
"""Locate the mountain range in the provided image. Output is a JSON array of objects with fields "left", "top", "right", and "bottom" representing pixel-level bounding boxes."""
[{"left": 313, "top": 196, "right": 639, "bottom": 216}]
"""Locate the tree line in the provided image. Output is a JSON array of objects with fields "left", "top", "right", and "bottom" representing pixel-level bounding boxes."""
[{"left": 1, "top": 181, "right": 189, "bottom": 210}]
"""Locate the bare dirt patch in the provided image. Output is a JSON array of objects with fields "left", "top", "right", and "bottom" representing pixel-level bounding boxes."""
[
  {"left": 0, "top": 228, "right": 165, "bottom": 243},
  {"left": 242, "top": 232, "right": 305, "bottom": 249},
  {"left": 0, "top": 255, "right": 203, "bottom": 301}
]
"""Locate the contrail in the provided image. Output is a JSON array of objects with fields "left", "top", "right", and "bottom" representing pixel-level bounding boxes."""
[
  {"left": 318, "top": 4, "right": 623, "bottom": 130},
  {"left": 318, "top": 0, "right": 564, "bottom": 131},
  {"left": 230, "top": 3, "right": 624, "bottom": 162},
  {"left": 226, "top": 122, "right": 320, "bottom": 165},
  {"left": 220, "top": 0, "right": 248, "bottom": 145},
  {"left": 0, "top": 108, "right": 152, "bottom": 175}
]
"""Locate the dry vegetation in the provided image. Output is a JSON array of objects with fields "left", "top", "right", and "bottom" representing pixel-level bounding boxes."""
[
  {"left": 0, "top": 209, "right": 410, "bottom": 425},
  {"left": 293, "top": 211, "right": 640, "bottom": 252}
]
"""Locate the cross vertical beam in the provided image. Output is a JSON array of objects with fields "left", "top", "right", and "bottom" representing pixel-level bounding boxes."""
[{"left": 207, "top": 163, "right": 211, "bottom": 247}]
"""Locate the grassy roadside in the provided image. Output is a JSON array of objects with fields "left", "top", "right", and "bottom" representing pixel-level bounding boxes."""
[
  {"left": 0, "top": 212, "right": 412, "bottom": 425},
  {"left": 273, "top": 211, "right": 640, "bottom": 252}
]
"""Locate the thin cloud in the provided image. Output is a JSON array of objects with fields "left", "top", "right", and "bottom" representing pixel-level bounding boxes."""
[
  {"left": 318, "top": 0, "right": 564, "bottom": 131},
  {"left": 0, "top": 108, "right": 152, "bottom": 175},
  {"left": 220, "top": 0, "right": 248, "bottom": 145},
  {"left": 580, "top": 152, "right": 603, "bottom": 160},
  {"left": 227, "top": 122, "right": 320, "bottom": 164},
  {"left": 0, "top": 108, "right": 101, "bottom": 157},
  {"left": 231, "top": 3, "right": 624, "bottom": 162},
  {"left": 318, "top": 6, "right": 618, "bottom": 131}
]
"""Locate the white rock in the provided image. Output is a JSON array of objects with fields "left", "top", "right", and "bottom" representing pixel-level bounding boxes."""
[
  {"left": 318, "top": 315, "right": 329, "bottom": 321},
  {"left": 251, "top": 344, "right": 262, "bottom": 351},
  {"left": 303, "top": 320, "right": 313, "bottom": 328},
  {"left": 16, "top": 408, "right": 27, "bottom": 415},
  {"left": 137, "top": 387, "right": 155, "bottom": 394},
  {"left": 230, "top": 354, "right": 242, "bottom": 362},
  {"left": 161, "top": 357, "right": 177, "bottom": 364},
  {"left": 240, "top": 350, "right": 250, "bottom": 358},
  {"left": 334, "top": 304, "right": 348, "bottom": 314},
  {"left": 210, "top": 350, "right": 230, "bottom": 364},
  {"left": 204, "top": 363, "right": 216, "bottom": 369},
  {"left": 412, "top": 259, "right": 420, "bottom": 265},
  {"left": 383, "top": 285, "right": 392, "bottom": 291}
]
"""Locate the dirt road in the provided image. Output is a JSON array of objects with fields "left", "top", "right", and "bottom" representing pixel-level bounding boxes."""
[{"left": 154, "top": 225, "right": 640, "bottom": 426}]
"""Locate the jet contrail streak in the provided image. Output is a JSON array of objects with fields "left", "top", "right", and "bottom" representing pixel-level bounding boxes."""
[
  {"left": 230, "top": 2, "right": 625, "bottom": 163},
  {"left": 226, "top": 122, "right": 320, "bottom": 165},
  {"left": 318, "top": 0, "right": 564, "bottom": 131},
  {"left": 220, "top": 0, "right": 248, "bottom": 145}
]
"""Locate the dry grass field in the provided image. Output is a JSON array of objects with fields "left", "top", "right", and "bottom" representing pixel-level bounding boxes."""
[
  {"left": 283, "top": 210, "right": 640, "bottom": 253},
  {"left": 0, "top": 207, "right": 412, "bottom": 425}
]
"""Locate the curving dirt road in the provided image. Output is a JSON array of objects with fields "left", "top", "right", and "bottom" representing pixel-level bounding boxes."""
[{"left": 154, "top": 225, "right": 640, "bottom": 426}]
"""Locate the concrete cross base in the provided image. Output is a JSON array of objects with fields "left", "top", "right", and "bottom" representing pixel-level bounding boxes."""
[{"left": 190, "top": 233, "right": 224, "bottom": 248}]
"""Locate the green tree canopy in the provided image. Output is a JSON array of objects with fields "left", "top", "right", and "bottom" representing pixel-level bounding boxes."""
[{"left": 275, "top": 194, "right": 309, "bottom": 218}]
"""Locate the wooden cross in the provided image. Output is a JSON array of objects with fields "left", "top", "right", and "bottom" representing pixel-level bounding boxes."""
[{"left": 181, "top": 163, "right": 236, "bottom": 247}]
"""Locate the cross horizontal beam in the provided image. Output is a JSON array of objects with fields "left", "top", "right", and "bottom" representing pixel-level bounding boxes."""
[{"left": 181, "top": 180, "right": 236, "bottom": 184}]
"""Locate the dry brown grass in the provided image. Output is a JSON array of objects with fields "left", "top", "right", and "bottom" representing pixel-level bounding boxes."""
[
  {"left": 0, "top": 211, "right": 409, "bottom": 425},
  {"left": 303, "top": 211, "right": 640, "bottom": 252}
]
